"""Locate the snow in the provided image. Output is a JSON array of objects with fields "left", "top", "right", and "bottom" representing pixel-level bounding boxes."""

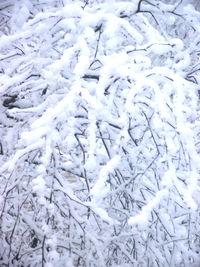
[
  {"left": 91, "top": 155, "right": 121, "bottom": 203},
  {"left": 128, "top": 189, "right": 168, "bottom": 227},
  {"left": 169, "top": 38, "right": 184, "bottom": 51},
  {"left": 149, "top": 43, "right": 172, "bottom": 55},
  {"left": 89, "top": 205, "right": 114, "bottom": 225},
  {"left": 0, "top": 139, "right": 44, "bottom": 173},
  {"left": 0, "top": 0, "right": 200, "bottom": 266}
]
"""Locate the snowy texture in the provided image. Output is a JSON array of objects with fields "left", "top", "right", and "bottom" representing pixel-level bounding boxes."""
[{"left": 0, "top": 0, "right": 200, "bottom": 266}]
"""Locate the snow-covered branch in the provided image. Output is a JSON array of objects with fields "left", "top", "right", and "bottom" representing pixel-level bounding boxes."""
[{"left": 0, "top": 0, "right": 199, "bottom": 266}]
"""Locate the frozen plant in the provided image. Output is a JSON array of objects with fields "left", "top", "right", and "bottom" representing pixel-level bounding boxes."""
[{"left": 0, "top": 0, "right": 200, "bottom": 266}]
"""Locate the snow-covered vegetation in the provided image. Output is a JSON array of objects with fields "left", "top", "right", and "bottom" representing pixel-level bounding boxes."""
[{"left": 0, "top": 0, "right": 200, "bottom": 266}]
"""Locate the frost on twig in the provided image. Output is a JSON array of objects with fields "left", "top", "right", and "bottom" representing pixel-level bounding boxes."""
[{"left": 0, "top": 0, "right": 200, "bottom": 266}]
